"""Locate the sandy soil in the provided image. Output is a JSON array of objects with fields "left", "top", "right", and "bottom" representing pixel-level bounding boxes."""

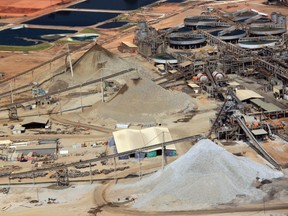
[
  {"left": 0, "top": 0, "right": 288, "bottom": 215},
  {"left": 0, "top": 0, "right": 74, "bottom": 17},
  {"left": 1, "top": 183, "right": 98, "bottom": 216}
]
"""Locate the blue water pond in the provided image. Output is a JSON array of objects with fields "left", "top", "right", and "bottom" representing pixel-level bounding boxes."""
[
  {"left": 0, "top": 27, "right": 76, "bottom": 46},
  {"left": 24, "top": 11, "right": 120, "bottom": 27},
  {"left": 69, "top": 0, "right": 157, "bottom": 10}
]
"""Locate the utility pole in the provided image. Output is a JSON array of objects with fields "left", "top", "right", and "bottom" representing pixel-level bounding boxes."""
[
  {"left": 67, "top": 45, "right": 74, "bottom": 78},
  {"left": 113, "top": 157, "right": 117, "bottom": 183},
  {"left": 89, "top": 163, "right": 92, "bottom": 184},
  {"left": 10, "top": 83, "right": 14, "bottom": 104},
  {"left": 138, "top": 151, "right": 142, "bottom": 180},
  {"left": 101, "top": 69, "right": 104, "bottom": 103},
  {"left": 80, "top": 84, "right": 83, "bottom": 112}
]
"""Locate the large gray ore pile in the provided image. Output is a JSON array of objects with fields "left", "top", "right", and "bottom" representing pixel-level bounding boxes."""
[
  {"left": 86, "top": 78, "right": 197, "bottom": 123},
  {"left": 49, "top": 44, "right": 151, "bottom": 91},
  {"left": 111, "top": 139, "right": 283, "bottom": 211}
]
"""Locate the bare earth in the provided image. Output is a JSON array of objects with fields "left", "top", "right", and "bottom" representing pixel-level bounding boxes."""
[{"left": 0, "top": 0, "right": 288, "bottom": 216}]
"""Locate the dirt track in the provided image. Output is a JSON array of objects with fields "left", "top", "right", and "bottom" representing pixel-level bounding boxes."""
[
  {"left": 99, "top": 202, "right": 288, "bottom": 216},
  {"left": 50, "top": 115, "right": 114, "bottom": 134}
]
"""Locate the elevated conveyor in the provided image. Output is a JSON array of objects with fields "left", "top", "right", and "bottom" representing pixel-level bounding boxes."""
[{"left": 235, "top": 116, "right": 281, "bottom": 170}]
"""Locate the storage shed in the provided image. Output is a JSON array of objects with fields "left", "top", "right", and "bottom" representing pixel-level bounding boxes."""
[
  {"left": 250, "top": 98, "right": 282, "bottom": 112},
  {"left": 235, "top": 89, "right": 263, "bottom": 102},
  {"left": 113, "top": 127, "right": 176, "bottom": 159},
  {"left": 14, "top": 144, "right": 57, "bottom": 155},
  {"left": 21, "top": 117, "right": 49, "bottom": 129},
  {"left": 118, "top": 41, "right": 138, "bottom": 53},
  {"left": 187, "top": 81, "right": 201, "bottom": 93}
]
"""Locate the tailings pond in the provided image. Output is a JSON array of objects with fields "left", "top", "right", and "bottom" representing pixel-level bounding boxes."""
[
  {"left": 69, "top": 0, "right": 187, "bottom": 10},
  {"left": 25, "top": 11, "right": 120, "bottom": 27},
  {"left": 69, "top": 0, "right": 157, "bottom": 10},
  {"left": 0, "top": 27, "right": 76, "bottom": 46}
]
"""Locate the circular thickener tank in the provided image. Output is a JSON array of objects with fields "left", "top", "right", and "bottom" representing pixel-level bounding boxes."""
[
  {"left": 212, "top": 71, "right": 224, "bottom": 80},
  {"left": 197, "top": 73, "right": 209, "bottom": 83},
  {"left": 238, "top": 39, "right": 279, "bottom": 49},
  {"left": 211, "top": 29, "right": 246, "bottom": 41}
]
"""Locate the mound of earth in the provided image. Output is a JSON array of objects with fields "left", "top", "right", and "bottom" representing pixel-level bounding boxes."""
[
  {"left": 84, "top": 78, "right": 197, "bottom": 123},
  {"left": 52, "top": 44, "right": 151, "bottom": 86},
  {"left": 109, "top": 139, "right": 283, "bottom": 211}
]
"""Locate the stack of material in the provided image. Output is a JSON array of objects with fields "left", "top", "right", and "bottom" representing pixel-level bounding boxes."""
[
  {"left": 87, "top": 78, "right": 197, "bottom": 123},
  {"left": 111, "top": 139, "right": 283, "bottom": 211},
  {"left": 48, "top": 44, "right": 150, "bottom": 89}
]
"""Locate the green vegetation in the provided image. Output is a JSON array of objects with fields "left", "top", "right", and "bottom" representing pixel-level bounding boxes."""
[
  {"left": 116, "top": 14, "right": 128, "bottom": 21},
  {"left": 80, "top": 28, "right": 99, "bottom": 34},
  {"left": 0, "top": 42, "right": 51, "bottom": 51}
]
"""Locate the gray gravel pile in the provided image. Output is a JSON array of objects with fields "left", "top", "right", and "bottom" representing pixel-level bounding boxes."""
[
  {"left": 87, "top": 78, "right": 197, "bottom": 123},
  {"left": 112, "top": 139, "right": 283, "bottom": 211},
  {"left": 56, "top": 44, "right": 151, "bottom": 85}
]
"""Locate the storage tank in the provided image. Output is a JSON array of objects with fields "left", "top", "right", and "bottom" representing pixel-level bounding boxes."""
[
  {"left": 212, "top": 71, "right": 224, "bottom": 80},
  {"left": 197, "top": 73, "right": 209, "bottom": 83}
]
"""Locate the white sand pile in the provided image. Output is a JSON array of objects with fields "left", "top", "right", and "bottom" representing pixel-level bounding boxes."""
[
  {"left": 85, "top": 78, "right": 197, "bottom": 123},
  {"left": 110, "top": 139, "right": 283, "bottom": 211}
]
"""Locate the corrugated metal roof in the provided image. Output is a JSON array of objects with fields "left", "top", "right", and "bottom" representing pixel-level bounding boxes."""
[
  {"left": 121, "top": 41, "right": 137, "bottom": 48},
  {"left": 156, "top": 64, "right": 165, "bottom": 70},
  {"left": 235, "top": 89, "right": 263, "bottom": 101},
  {"left": 250, "top": 98, "right": 282, "bottom": 112},
  {"left": 15, "top": 144, "right": 56, "bottom": 151},
  {"left": 179, "top": 61, "right": 192, "bottom": 67},
  {"left": 251, "top": 129, "right": 267, "bottom": 136},
  {"left": 228, "top": 81, "right": 240, "bottom": 86},
  {"left": 22, "top": 116, "right": 49, "bottom": 126},
  {"left": 113, "top": 127, "right": 175, "bottom": 153},
  {"left": 169, "top": 69, "right": 178, "bottom": 74},
  {"left": 13, "top": 125, "right": 25, "bottom": 131},
  {"left": 187, "top": 81, "right": 200, "bottom": 88}
]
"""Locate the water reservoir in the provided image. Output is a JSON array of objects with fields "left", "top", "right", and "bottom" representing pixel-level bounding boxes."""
[
  {"left": 69, "top": 0, "right": 157, "bottom": 10},
  {"left": 25, "top": 10, "right": 120, "bottom": 27},
  {"left": 0, "top": 27, "right": 76, "bottom": 46},
  {"left": 166, "top": 0, "right": 187, "bottom": 2}
]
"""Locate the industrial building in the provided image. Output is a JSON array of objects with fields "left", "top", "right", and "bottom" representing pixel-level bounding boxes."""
[
  {"left": 111, "top": 127, "right": 176, "bottom": 159},
  {"left": 21, "top": 116, "right": 50, "bottom": 129}
]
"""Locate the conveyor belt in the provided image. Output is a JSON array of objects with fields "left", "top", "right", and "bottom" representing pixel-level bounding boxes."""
[
  {"left": 235, "top": 116, "right": 281, "bottom": 170},
  {"left": 0, "top": 68, "right": 136, "bottom": 109}
]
